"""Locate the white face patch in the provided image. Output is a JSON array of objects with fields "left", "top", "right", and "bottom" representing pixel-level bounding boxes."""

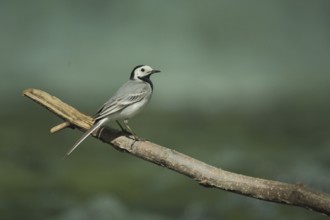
[{"left": 133, "top": 65, "right": 153, "bottom": 80}]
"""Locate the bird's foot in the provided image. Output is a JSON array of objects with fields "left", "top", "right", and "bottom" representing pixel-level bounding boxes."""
[
  {"left": 116, "top": 120, "right": 145, "bottom": 141},
  {"left": 130, "top": 134, "right": 145, "bottom": 141}
]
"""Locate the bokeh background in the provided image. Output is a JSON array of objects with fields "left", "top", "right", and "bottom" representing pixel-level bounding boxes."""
[{"left": 1, "top": 0, "right": 330, "bottom": 219}]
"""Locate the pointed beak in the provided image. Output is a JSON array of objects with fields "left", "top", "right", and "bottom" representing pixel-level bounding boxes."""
[{"left": 150, "top": 69, "right": 161, "bottom": 74}]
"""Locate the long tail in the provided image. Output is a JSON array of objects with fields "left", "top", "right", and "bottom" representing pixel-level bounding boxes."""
[{"left": 65, "top": 118, "right": 109, "bottom": 156}]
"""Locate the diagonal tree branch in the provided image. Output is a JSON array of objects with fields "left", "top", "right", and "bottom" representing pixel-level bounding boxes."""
[{"left": 22, "top": 88, "right": 330, "bottom": 216}]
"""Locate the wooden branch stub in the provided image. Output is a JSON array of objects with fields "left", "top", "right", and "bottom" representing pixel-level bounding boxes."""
[
  {"left": 22, "top": 88, "right": 330, "bottom": 216},
  {"left": 22, "top": 88, "right": 93, "bottom": 132},
  {"left": 50, "top": 121, "right": 71, "bottom": 133}
]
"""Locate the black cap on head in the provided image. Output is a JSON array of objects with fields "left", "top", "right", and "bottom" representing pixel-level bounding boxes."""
[{"left": 130, "top": 65, "right": 144, "bottom": 79}]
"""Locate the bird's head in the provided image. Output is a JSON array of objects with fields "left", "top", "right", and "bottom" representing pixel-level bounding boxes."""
[{"left": 130, "top": 65, "right": 161, "bottom": 81}]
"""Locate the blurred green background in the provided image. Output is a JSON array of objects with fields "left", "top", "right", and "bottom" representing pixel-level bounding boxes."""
[{"left": 1, "top": 0, "right": 330, "bottom": 219}]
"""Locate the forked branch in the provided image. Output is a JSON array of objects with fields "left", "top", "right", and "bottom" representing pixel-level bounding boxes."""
[{"left": 22, "top": 88, "right": 330, "bottom": 216}]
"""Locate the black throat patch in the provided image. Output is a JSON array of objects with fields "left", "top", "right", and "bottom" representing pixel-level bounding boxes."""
[{"left": 138, "top": 75, "right": 153, "bottom": 90}]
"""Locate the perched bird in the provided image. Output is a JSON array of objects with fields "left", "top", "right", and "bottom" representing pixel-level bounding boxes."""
[{"left": 66, "top": 65, "right": 161, "bottom": 156}]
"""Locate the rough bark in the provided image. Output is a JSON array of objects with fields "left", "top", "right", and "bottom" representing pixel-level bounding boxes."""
[{"left": 22, "top": 88, "right": 330, "bottom": 216}]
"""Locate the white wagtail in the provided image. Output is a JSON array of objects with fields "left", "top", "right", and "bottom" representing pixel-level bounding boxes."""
[{"left": 66, "top": 65, "right": 161, "bottom": 156}]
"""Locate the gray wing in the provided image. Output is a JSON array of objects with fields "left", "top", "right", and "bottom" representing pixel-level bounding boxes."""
[{"left": 94, "top": 81, "right": 150, "bottom": 120}]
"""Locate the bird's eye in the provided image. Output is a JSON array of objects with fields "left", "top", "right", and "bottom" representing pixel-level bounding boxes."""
[{"left": 141, "top": 68, "right": 145, "bottom": 72}]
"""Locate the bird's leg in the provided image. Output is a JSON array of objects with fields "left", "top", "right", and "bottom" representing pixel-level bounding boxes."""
[
  {"left": 116, "top": 120, "right": 126, "bottom": 132},
  {"left": 116, "top": 120, "right": 138, "bottom": 139},
  {"left": 123, "top": 119, "right": 135, "bottom": 134},
  {"left": 123, "top": 119, "right": 140, "bottom": 140},
  {"left": 116, "top": 120, "right": 141, "bottom": 140}
]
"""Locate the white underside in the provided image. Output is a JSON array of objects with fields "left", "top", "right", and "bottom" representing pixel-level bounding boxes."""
[{"left": 109, "top": 97, "right": 150, "bottom": 121}]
